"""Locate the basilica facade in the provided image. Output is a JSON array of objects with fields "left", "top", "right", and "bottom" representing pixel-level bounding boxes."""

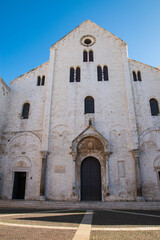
[{"left": 0, "top": 20, "right": 160, "bottom": 201}]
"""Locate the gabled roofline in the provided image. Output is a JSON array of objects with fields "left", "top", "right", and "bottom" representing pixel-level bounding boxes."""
[
  {"left": 10, "top": 61, "right": 49, "bottom": 84},
  {"left": 129, "top": 58, "right": 160, "bottom": 71},
  {"left": 72, "top": 124, "right": 108, "bottom": 144},
  {"left": 50, "top": 19, "right": 127, "bottom": 49},
  {"left": 0, "top": 77, "right": 10, "bottom": 91}
]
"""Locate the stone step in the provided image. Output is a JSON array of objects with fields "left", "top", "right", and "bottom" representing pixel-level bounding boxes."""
[{"left": 0, "top": 200, "right": 159, "bottom": 210}]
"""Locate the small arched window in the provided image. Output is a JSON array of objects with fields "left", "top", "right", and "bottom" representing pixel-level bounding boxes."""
[
  {"left": 37, "top": 76, "right": 41, "bottom": 86},
  {"left": 42, "top": 76, "right": 45, "bottom": 85},
  {"left": 133, "top": 71, "right": 137, "bottom": 81},
  {"left": 70, "top": 67, "right": 74, "bottom": 82},
  {"left": 83, "top": 50, "right": 88, "bottom": 62},
  {"left": 85, "top": 96, "right": 94, "bottom": 114},
  {"left": 150, "top": 99, "right": 159, "bottom": 116},
  {"left": 103, "top": 66, "right": 109, "bottom": 81},
  {"left": 137, "top": 71, "right": 142, "bottom": 81},
  {"left": 76, "top": 67, "right": 80, "bottom": 82},
  {"left": 89, "top": 50, "right": 94, "bottom": 62},
  {"left": 97, "top": 66, "right": 102, "bottom": 81},
  {"left": 22, "top": 103, "right": 30, "bottom": 119}
]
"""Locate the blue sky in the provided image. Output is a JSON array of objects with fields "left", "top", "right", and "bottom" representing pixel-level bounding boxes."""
[{"left": 0, "top": 0, "right": 160, "bottom": 84}]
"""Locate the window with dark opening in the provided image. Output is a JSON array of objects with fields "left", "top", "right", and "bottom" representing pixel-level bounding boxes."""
[
  {"left": 150, "top": 98, "right": 159, "bottom": 116},
  {"left": 85, "top": 96, "right": 94, "bottom": 114},
  {"left": 84, "top": 38, "right": 91, "bottom": 45},
  {"left": 22, "top": 103, "right": 30, "bottom": 119},
  {"left": 137, "top": 71, "right": 142, "bottom": 81},
  {"left": 76, "top": 67, "right": 80, "bottom": 82},
  {"left": 158, "top": 172, "right": 160, "bottom": 181},
  {"left": 89, "top": 50, "right": 94, "bottom": 62},
  {"left": 133, "top": 71, "right": 137, "bottom": 81},
  {"left": 97, "top": 66, "right": 102, "bottom": 81},
  {"left": 83, "top": 50, "right": 88, "bottom": 62},
  {"left": 42, "top": 76, "right": 45, "bottom": 85},
  {"left": 37, "top": 76, "right": 41, "bottom": 86},
  {"left": 37, "top": 76, "right": 45, "bottom": 86},
  {"left": 103, "top": 66, "right": 109, "bottom": 81},
  {"left": 70, "top": 67, "right": 74, "bottom": 82}
]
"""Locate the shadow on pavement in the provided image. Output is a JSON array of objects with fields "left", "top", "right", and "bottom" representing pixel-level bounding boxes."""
[{"left": 13, "top": 210, "right": 160, "bottom": 226}]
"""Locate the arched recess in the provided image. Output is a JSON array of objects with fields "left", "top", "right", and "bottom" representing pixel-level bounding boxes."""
[
  {"left": 71, "top": 125, "right": 110, "bottom": 201},
  {"left": 139, "top": 128, "right": 160, "bottom": 150},
  {"left": 153, "top": 156, "right": 160, "bottom": 171},
  {"left": 6, "top": 132, "right": 41, "bottom": 150},
  {"left": 12, "top": 156, "right": 31, "bottom": 200},
  {"left": 12, "top": 156, "right": 31, "bottom": 172},
  {"left": 3, "top": 132, "right": 41, "bottom": 200}
]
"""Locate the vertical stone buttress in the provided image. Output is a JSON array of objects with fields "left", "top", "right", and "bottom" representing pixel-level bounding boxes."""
[
  {"left": 40, "top": 151, "right": 49, "bottom": 197},
  {"left": 40, "top": 47, "right": 56, "bottom": 198},
  {"left": 131, "top": 149, "right": 142, "bottom": 197},
  {"left": 121, "top": 45, "right": 142, "bottom": 198}
]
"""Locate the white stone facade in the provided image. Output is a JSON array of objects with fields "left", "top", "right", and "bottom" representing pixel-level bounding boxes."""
[{"left": 0, "top": 20, "right": 160, "bottom": 201}]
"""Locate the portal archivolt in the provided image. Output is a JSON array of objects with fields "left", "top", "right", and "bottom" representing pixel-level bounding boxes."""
[{"left": 72, "top": 126, "right": 110, "bottom": 201}]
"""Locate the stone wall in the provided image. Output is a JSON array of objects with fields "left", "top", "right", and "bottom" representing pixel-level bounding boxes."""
[
  {"left": 129, "top": 59, "right": 160, "bottom": 200},
  {"left": 0, "top": 78, "right": 10, "bottom": 140},
  {"left": 46, "top": 20, "right": 137, "bottom": 200},
  {"left": 0, "top": 62, "right": 49, "bottom": 199}
]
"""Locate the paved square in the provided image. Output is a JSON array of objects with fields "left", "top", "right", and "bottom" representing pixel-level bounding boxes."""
[{"left": 0, "top": 208, "right": 160, "bottom": 239}]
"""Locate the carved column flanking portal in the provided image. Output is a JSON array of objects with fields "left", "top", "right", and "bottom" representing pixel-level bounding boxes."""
[
  {"left": 72, "top": 152, "right": 78, "bottom": 195},
  {"left": 105, "top": 152, "right": 111, "bottom": 196},
  {"left": 131, "top": 149, "right": 143, "bottom": 199},
  {"left": 40, "top": 151, "right": 49, "bottom": 198}
]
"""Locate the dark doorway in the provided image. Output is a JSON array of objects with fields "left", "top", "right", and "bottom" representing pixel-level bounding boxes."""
[
  {"left": 81, "top": 157, "right": 101, "bottom": 201},
  {"left": 12, "top": 172, "right": 26, "bottom": 199}
]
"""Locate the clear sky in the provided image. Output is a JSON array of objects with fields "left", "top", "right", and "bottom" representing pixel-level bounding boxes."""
[{"left": 0, "top": 0, "right": 160, "bottom": 84}]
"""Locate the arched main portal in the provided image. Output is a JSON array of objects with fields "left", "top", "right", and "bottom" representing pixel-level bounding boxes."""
[
  {"left": 71, "top": 125, "right": 110, "bottom": 201},
  {"left": 81, "top": 157, "right": 101, "bottom": 201}
]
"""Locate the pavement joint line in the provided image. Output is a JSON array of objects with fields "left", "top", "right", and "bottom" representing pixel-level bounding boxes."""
[
  {"left": 72, "top": 210, "right": 93, "bottom": 240},
  {"left": 91, "top": 227, "right": 160, "bottom": 231},
  {"left": 0, "top": 208, "right": 77, "bottom": 217},
  {"left": 0, "top": 221, "right": 78, "bottom": 230},
  {"left": 106, "top": 209, "right": 160, "bottom": 218},
  {"left": 0, "top": 212, "right": 83, "bottom": 218},
  {"left": 0, "top": 221, "right": 160, "bottom": 232}
]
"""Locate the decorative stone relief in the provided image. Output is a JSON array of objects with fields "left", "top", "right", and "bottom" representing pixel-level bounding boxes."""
[
  {"left": 71, "top": 125, "right": 111, "bottom": 201},
  {"left": 77, "top": 137, "right": 104, "bottom": 154}
]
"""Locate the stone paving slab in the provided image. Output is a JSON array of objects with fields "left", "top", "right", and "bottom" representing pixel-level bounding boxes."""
[
  {"left": 0, "top": 208, "right": 160, "bottom": 240},
  {"left": 0, "top": 226, "right": 75, "bottom": 240},
  {"left": 73, "top": 210, "right": 93, "bottom": 240},
  {"left": 90, "top": 230, "right": 160, "bottom": 240}
]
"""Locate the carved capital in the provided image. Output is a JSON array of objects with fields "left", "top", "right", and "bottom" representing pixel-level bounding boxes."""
[
  {"left": 71, "top": 152, "right": 77, "bottom": 161},
  {"left": 130, "top": 149, "right": 140, "bottom": 165},
  {"left": 104, "top": 151, "right": 112, "bottom": 158},
  {"left": 40, "top": 151, "right": 49, "bottom": 159},
  {"left": 130, "top": 149, "right": 140, "bottom": 159}
]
